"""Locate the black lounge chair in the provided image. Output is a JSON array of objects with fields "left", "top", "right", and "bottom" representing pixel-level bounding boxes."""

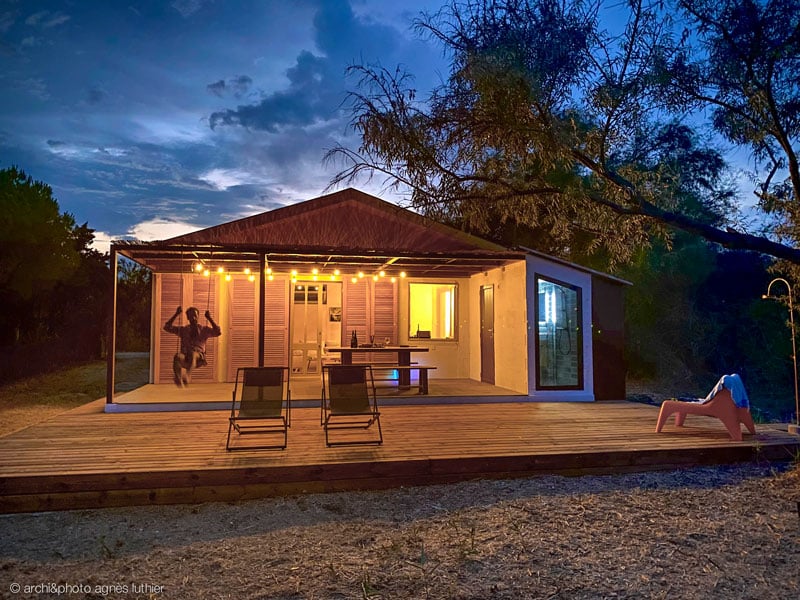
[
  {"left": 321, "top": 364, "right": 382, "bottom": 446},
  {"left": 227, "top": 367, "right": 290, "bottom": 450}
]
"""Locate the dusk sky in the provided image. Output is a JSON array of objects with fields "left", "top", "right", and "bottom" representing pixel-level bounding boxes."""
[{"left": 0, "top": 0, "right": 448, "bottom": 252}]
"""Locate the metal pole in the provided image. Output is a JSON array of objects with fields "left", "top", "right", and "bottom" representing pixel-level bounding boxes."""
[
  {"left": 765, "top": 278, "right": 800, "bottom": 435},
  {"left": 788, "top": 286, "right": 799, "bottom": 435}
]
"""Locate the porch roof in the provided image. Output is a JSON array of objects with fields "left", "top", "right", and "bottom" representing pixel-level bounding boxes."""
[{"left": 114, "top": 188, "right": 526, "bottom": 278}]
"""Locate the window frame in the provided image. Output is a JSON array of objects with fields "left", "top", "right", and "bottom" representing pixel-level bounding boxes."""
[
  {"left": 533, "top": 274, "right": 583, "bottom": 391},
  {"left": 407, "top": 281, "right": 458, "bottom": 341}
]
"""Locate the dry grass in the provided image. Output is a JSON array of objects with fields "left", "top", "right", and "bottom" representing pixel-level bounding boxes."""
[
  {"left": 0, "top": 362, "right": 798, "bottom": 599},
  {"left": 0, "top": 353, "right": 148, "bottom": 436}
]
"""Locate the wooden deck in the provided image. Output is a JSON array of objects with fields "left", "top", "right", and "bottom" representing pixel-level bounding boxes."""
[{"left": 1, "top": 399, "right": 798, "bottom": 513}]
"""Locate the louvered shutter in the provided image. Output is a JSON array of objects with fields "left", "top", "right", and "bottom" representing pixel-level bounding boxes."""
[
  {"left": 156, "top": 273, "right": 183, "bottom": 383},
  {"left": 372, "top": 280, "right": 397, "bottom": 344},
  {"left": 227, "top": 276, "right": 258, "bottom": 380},
  {"left": 342, "top": 279, "right": 369, "bottom": 346},
  {"left": 264, "top": 279, "right": 289, "bottom": 367},
  {"left": 189, "top": 276, "right": 218, "bottom": 382}
]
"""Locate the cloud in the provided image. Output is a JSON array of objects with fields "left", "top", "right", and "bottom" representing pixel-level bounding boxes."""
[
  {"left": 86, "top": 87, "right": 106, "bottom": 105},
  {"left": 128, "top": 218, "right": 201, "bottom": 242},
  {"left": 206, "top": 75, "right": 252, "bottom": 99},
  {"left": 199, "top": 167, "right": 273, "bottom": 191},
  {"left": 25, "top": 10, "right": 70, "bottom": 29},
  {"left": 171, "top": 0, "right": 213, "bottom": 18},
  {"left": 208, "top": 0, "right": 401, "bottom": 133},
  {"left": 0, "top": 11, "right": 18, "bottom": 34},
  {"left": 19, "top": 77, "right": 49, "bottom": 100}
]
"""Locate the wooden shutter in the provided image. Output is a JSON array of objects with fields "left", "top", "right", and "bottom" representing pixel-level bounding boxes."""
[
  {"left": 156, "top": 273, "right": 183, "bottom": 384},
  {"left": 372, "top": 280, "right": 398, "bottom": 344},
  {"left": 227, "top": 276, "right": 257, "bottom": 381},
  {"left": 190, "top": 276, "right": 218, "bottom": 382},
  {"left": 263, "top": 279, "right": 289, "bottom": 367},
  {"left": 343, "top": 279, "right": 369, "bottom": 346}
]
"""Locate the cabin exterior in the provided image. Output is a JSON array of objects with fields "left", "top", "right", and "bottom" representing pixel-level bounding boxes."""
[{"left": 108, "top": 188, "right": 628, "bottom": 406}]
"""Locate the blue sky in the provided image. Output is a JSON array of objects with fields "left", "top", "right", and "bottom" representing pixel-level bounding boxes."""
[{"left": 0, "top": 0, "right": 447, "bottom": 251}]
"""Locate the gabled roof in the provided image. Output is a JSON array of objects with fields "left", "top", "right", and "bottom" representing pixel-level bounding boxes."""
[
  {"left": 114, "top": 188, "right": 525, "bottom": 277},
  {"left": 169, "top": 188, "right": 506, "bottom": 253}
]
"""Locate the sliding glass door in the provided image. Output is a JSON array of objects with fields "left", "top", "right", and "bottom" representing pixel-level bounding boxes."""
[{"left": 535, "top": 276, "right": 583, "bottom": 389}]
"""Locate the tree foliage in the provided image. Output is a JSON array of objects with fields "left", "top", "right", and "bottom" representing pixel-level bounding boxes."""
[
  {"left": 0, "top": 166, "right": 84, "bottom": 344},
  {"left": 0, "top": 166, "right": 109, "bottom": 370},
  {"left": 327, "top": 0, "right": 800, "bottom": 264}
]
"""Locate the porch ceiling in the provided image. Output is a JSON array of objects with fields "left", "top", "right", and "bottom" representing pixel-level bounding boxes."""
[{"left": 113, "top": 241, "right": 526, "bottom": 278}]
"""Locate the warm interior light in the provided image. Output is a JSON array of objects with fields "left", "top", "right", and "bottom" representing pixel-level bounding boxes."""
[
  {"left": 194, "top": 263, "right": 203, "bottom": 272},
  {"left": 216, "top": 266, "right": 224, "bottom": 274},
  {"left": 391, "top": 277, "right": 396, "bottom": 283},
  {"left": 379, "top": 270, "right": 385, "bottom": 277},
  {"left": 334, "top": 268, "right": 340, "bottom": 276},
  {"left": 372, "top": 275, "right": 378, "bottom": 281},
  {"left": 267, "top": 274, "right": 274, "bottom": 281},
  {"left": 400, "top": 271, "right": 406, "bottom": 278},
  {"left": 266, "top": 267, "right": 272, "bottom": 275},
  {"left": 225, "top": 274, "right": 231, "bottom": 282},
  {"left": 358, "top": 271, "right": 364, "bottom": 278},
  {"left": 248, "top": 274, "right": 255, "bottom": 282},
  {"left": 244, "top": 267, "right": 251, "bottom": 275},
  {"left": 329, "top": 274, "right": 336, "bottom": 281},
  {"left": 351, "top": 276, "right": 358, "bottom": 283},
  {"left": 312, "top": 267, "right": 319, "bottom": 275},
  {"left": 203, "top": 269, "right": 210, "bottom": 277}
]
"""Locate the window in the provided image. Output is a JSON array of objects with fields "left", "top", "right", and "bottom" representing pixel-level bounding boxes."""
[
  {"left": 535, "top": 276, "right": 582, "bottom": 389},
  {"left": 408, "top": 283, "right": 456, "bottom": 340},
  {"left": 294, "top": 284, "right": 327, "bottom": 304}
]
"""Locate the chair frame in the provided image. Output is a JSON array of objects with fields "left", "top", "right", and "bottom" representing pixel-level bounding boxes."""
[
  {"left": 321, "top": 364, "right": 383, "bottom": 447},
  {"left": 227, "top": 366, "right": 291, "bottom": 451},
  {"left": 655, "top": 388, "right": 756, "bottom": 441}
]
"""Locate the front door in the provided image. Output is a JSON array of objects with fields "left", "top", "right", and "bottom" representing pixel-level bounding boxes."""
[
  {"left": 291, "top": 282, "right": 325, "bottom": 374},
  {"left": 480, "top": 285, "right": 495, "bottom": 384}
]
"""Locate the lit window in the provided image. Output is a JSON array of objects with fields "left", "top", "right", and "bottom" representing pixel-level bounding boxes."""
[{"left": 408, "top": 283, "right": 456, "bottom": 340}]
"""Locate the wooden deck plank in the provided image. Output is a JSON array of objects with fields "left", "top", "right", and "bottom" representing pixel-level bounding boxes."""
[{"left": 1, "top": 400, "right": 798, "bottom": 513}]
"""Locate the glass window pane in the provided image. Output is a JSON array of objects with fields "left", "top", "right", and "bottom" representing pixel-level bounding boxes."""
[
  {"left": 408, "top": 283, "right": 456, "bottom": 340},
  {"left": 536, "top": 277, "right": 582, "bottom": 389}
]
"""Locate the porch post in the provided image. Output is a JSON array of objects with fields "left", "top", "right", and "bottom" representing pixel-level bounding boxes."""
[
  {"left": 258, "top": 252, "right": 266, "bottom": 366},
  {"left": 106, "top": 246, "right": 119, "bottom": 404}
]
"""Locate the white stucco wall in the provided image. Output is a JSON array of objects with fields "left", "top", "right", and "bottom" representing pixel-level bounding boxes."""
[
  {"left": 397, "top": 276, "right": 472, "bottom": 378},
  {"left": 468, "top": 261, "right": 529, "bottom": 394},
  {"left": 525, "top": 255, "right": 594, "bottom": 402}
]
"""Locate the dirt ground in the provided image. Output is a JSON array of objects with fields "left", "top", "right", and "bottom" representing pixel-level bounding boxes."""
[{"left": 0, "top": 464, "right": 798, "bottom": 600}]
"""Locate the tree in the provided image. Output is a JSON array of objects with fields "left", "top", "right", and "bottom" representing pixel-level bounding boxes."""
[
  {"left": 666, "top": 0, "right": 800, "bottom": 269},
  {"left": 327, "top": 0, "right": 800, "bottom": 265},
  {"left": 0, "top": 166, "right": 82, "bottom": 344},
  {"left": 116, "top": 259, "right": 152, "bottom": 352}
]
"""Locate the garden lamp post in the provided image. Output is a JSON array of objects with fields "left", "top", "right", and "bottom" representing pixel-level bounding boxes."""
[{"left": 763, "top": 278, "right": 800, "bottom": 435}]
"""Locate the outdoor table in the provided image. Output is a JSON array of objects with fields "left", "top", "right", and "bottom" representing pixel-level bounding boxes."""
[{"left": 325, "top": 346, "right": 430, "bottom": 388}]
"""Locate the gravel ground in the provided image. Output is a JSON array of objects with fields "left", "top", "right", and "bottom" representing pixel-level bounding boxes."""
[{"left": 0, "top": 463, "right": 798, "bottom": 600}]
